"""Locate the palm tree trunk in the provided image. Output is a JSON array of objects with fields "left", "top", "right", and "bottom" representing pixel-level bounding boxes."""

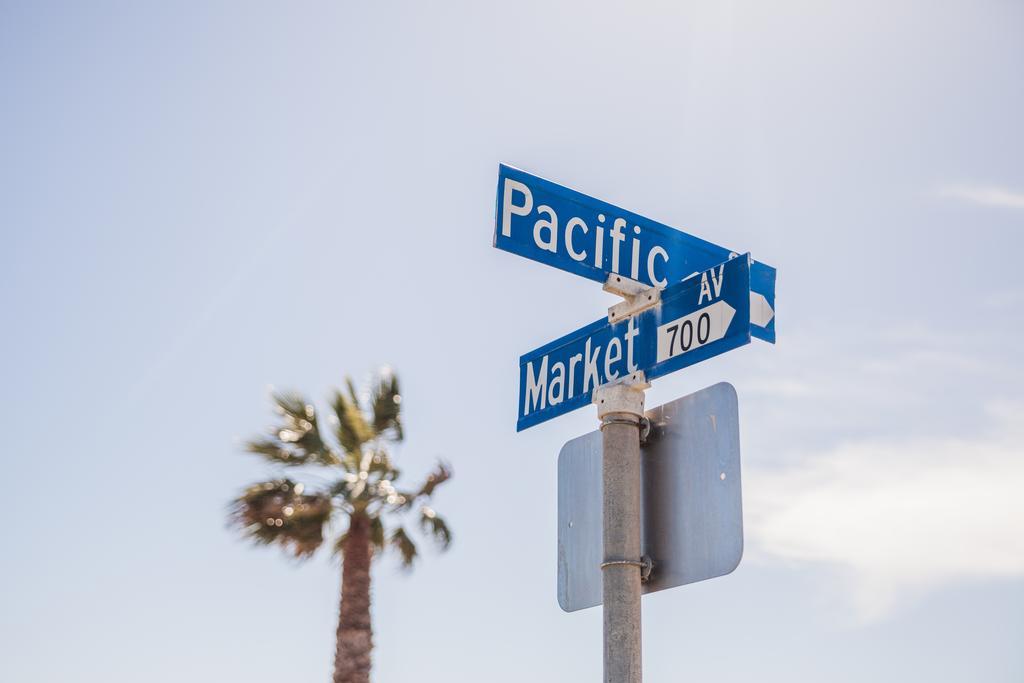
[{"left": 333, "top": 513, "right": 373, "bottom": 683}]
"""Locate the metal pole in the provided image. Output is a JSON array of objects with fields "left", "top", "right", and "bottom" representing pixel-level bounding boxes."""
[{"left": 596, "top": 382, "right": 646, "bottom": 683}]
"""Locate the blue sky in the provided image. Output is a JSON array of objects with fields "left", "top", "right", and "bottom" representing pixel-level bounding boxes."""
[{"left": 2, "top": 1, "right": 1022, "bottom": 681}]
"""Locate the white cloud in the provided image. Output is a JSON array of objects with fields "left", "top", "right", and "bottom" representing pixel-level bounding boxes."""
[
  {"left": 937, "top": 183, "right": 1024, "bottom": 209},
  {"left": 744, "top": 404, "right": 1024, "bottom": 621}
]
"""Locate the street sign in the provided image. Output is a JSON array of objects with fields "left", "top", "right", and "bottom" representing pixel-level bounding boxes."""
[
  {"left": 557, "top": 383, "right": 743, "bottom": 612},
  {"left": 493, "top": 164, "right": 776, "bottom": 343},
  {"left": 517, "top": 255, "right": 751, "bottom": 431}
]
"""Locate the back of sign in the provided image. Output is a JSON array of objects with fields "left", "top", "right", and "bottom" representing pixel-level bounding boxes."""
[{"left": 557, "top": 382, "right": 743, "bottom": 612}]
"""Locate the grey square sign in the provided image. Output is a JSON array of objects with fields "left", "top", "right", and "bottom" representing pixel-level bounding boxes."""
[{"left": 557, "top": 382, "right": 743, "bottom": 612}]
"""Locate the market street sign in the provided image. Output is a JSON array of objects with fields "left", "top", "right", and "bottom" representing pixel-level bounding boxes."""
[
  {"left": 517, "top": 255, "right": 750, "bottom": 431},
  {"left": 557, "top": 382, "right": 743, "bottom": 612},
  {"left": 493, "top": 163, "right": 776, "bottom": 343}
]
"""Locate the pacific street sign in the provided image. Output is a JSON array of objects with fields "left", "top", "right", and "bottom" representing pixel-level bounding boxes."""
[
  {"left": 493, "top": 163, "right": 776, "bottom": 342},
  {"left": 517, "top": 255, "right": 751, "bottom": 431},
  {"left": 557, "top": 383, "right": 743, "bottom": 612}
]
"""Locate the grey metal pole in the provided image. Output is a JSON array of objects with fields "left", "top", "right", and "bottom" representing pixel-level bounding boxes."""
[{"left": 597, "top": 383, "right": 646, "bottom": 683}]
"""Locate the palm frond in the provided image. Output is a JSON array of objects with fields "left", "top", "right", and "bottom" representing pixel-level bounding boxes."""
[
  {"left": 273, "top": 392, "right": 324, "bottom": 453},
  {"left": 244, "top": 392, "right": 338, "bottom": 467},
  {"left": 390, "top": 526, "right": 418, "bottom": 568},
  {"left": 346, "top": 378, "right": 362, "bottom": 408},
  {"left": 230, "top": 479, "right": 332, "bottom": 558},
  {"left": 328, "top": 473, "right": 356, "bottom": 501},
  {"left": 416, "top": 461, "right": 453, "bottom": 499},
  {"left": 370, "top": 373, "right": 403, "bottom": 442},
  {"left": 367, "top": 450, "right": 399, "bottom": 479},
  {"left": 331, "top": 384, "right": 374, "bottom": 459},
  {"left": 419, "top": 507, "right": 452, "bottom": 550},
  {"left": 370, "top": 515, "right": 386, "bottom": 552},
  {"left": 244, "top": 438, "right": 313, "bottom": 466}
]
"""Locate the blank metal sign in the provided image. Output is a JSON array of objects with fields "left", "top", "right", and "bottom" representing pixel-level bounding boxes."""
[{"left": 557, "top": 382, "right": 743, "bottom": 612}]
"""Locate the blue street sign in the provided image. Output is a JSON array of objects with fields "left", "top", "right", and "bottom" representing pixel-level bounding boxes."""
[
  {"left": 494, "top": 164, "right": 776, "bottom": 343},
  {"left": 517, "top": 255, "right": 751, "bottom": 431}
]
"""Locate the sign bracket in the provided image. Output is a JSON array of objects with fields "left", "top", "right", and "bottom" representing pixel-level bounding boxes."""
[{"left": 603, "top": 274, "right": 661, "bottom": 323}]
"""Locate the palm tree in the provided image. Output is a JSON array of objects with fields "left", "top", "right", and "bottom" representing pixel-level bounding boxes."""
[{"left": 229, "top": 371, "right": 452, "bottom": 683}]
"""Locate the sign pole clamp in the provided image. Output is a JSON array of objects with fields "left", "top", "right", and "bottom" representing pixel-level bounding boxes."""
[
  {"left": 601, "top": 556, "right": 654, "bottom": 584},
  {"left": 594, "top": 371, "right": 650, "bottom": 419}
]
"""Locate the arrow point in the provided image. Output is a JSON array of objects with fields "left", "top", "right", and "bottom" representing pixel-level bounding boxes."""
[
  {"left": 750, "top": 292, "right": 775, "bottom": 327},
  {"left": 720, "top": 300, "right": 736, "bottom": 334}
]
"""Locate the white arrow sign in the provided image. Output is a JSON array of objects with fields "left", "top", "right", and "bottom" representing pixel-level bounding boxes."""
[
  {"left": 750, "top": 291, "right": 775, "bottom": 328},
  {"left": 656, "top": 300, "right": 737, "bottom": 363}
]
